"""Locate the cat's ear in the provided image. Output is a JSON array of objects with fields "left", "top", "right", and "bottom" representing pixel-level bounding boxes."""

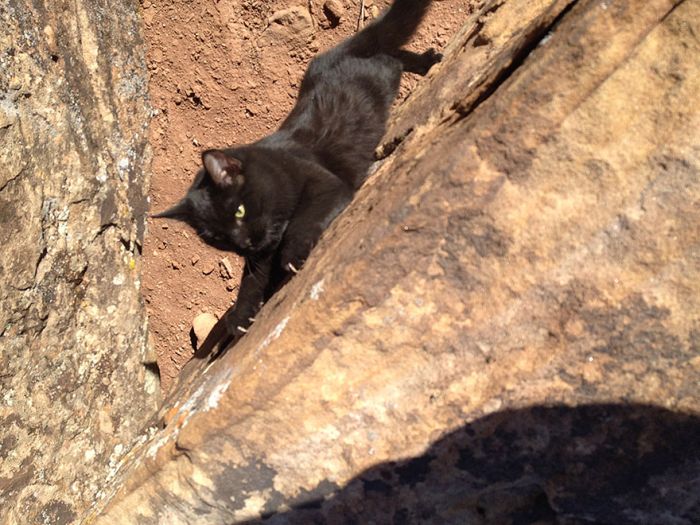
[
  {"left": 202, "top": 150, "right": 244, "bottom": 188},
  {"left": 151, "top": 199, "right": 191, "bottom": 220}
]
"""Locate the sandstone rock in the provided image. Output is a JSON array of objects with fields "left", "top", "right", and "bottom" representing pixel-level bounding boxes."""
[
  {"left": 380, "top": 0, "right": 575, "bottom": 156},
  {"left": 192, "top": 312, "right": 218, "bottom": 343},
  {"left": 84, "top": 0, "right": 700, "bottom": 522},
  {"left": 0, "top": 1, "right": 158, "bottom": 523}
]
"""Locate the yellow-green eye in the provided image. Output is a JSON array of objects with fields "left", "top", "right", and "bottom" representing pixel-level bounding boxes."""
[{"left": 235, "top": 204, "right": 246, "bottom": 219}]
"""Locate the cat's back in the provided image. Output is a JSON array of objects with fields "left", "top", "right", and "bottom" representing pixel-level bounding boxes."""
[{"left": 279, "top": 52, "right": 402, "bottom": 188}]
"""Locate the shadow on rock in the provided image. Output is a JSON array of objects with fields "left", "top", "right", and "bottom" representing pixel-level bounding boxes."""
[{"left": 250, "top": 404, "right": 700, "bottom": 524}]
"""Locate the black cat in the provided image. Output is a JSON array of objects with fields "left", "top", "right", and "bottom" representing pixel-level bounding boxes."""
[{"left": 154, "top": 0, "right": 441, "bottom": 360}]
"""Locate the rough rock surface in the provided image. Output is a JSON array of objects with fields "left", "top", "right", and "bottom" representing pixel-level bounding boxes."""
[
  {"left": 100, "top": 0, "right": 700, "bottom": 522},
  {"left": 0, "top": 1, "right": 158, "bottom": 523}
]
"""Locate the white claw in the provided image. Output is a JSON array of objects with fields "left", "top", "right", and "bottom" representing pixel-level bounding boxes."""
[
  {"left": 236, "top": 326, "right": 248, "bottom": 334},
  {"left": 287, "top": 263, "right": 299, "bottom": 274}
]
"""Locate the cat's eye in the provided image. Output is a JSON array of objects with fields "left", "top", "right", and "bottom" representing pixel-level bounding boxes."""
[{"left": 235, "top": 204, "right": 246, "bottom": 219}]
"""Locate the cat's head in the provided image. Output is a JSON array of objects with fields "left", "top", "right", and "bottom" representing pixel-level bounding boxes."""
[{"left": 152, "top": 149, "right": 288, "bottom": 255}]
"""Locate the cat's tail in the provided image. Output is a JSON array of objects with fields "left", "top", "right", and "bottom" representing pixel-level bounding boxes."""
[{"left": 347, "top": 0, "right": 431, "bottom": 55}]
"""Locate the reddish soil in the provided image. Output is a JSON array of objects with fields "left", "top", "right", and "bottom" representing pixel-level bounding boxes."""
[{"left": 141, "top": 0, "right": 474, "bottom": 391}]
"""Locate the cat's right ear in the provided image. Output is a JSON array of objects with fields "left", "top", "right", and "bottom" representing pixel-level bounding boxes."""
[
  {"left": 151, "top": 199, "right": 190, "bottom": 220},
  {"left": 202, "top": 150, "right": 244, "bottom": 188}
]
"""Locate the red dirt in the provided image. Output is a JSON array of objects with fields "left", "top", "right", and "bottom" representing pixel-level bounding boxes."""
[{"left": 142, "top": 0, "right": 474, "bottom": 392}]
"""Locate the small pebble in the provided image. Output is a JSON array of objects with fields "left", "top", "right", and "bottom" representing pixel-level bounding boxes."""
[
  {"left": 323, "top": 0, "right": 344, "bottom": 26},
  {"left": 220, "top": 257, "right": 234, "bottom": 280},
  {"left": 192, "top": 312, "right": 217, "bottom": 342}
]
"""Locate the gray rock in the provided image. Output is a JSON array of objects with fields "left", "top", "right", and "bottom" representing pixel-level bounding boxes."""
[{"left": 0, "top": 1, "right": 158, "bottom": 523}]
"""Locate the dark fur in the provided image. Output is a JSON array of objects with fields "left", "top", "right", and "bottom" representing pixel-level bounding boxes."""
[{"left": 154, "top": 0, "right": 440, "bottom": 359}]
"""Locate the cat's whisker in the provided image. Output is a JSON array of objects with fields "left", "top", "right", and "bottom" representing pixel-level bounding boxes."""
[
  {"left": 245, "top": 256, "right": 257, "bottom": 274},
  {"left": 245, "top": 256, "right": 254, "bottom": 272}
]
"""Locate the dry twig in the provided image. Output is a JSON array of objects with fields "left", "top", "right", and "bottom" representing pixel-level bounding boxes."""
[
  {"left": 357, "top": 0, "right": 366, "bottom": 31},
  {"left": 308, "top": 0, "right": 317, "bottom": 29}
]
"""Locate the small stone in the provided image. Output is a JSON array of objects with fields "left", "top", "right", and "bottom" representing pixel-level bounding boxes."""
[
  {"left": 322, "top": 0, "right": 344, "bottom": 27},
  {"left": 170, "top": 260, "right": 180, "bottom": 270},
  {"left": 192, "top": 312, "right": 218, "bottom": 343},
  {"left": 202, "top": 266, "right": 215, "bottom": 276},
  {"left": 191, "top": 255, "right": 200, "bottom": 266},
  {"left": 369, "top": 5, "right": 380, "bottom": 18},
  {"left": 220, "top": 257, "right": 234, "bottom": 280}
]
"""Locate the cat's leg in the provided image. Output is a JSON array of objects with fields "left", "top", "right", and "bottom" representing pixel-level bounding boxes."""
[
  {"left": 392, "top": 48, "right": 442, "bottom": 76},
  {"left": 193, "top": 253, "right": 274, "bottom": 359},
  {"left": 280, "top": 176, "right": 353, "bottom": 273}
]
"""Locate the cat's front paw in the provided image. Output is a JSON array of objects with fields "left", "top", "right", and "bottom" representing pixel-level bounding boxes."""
[
  {"left": 280, "top": 238, "right": 315, "bottom": 274},
  {"left": 221, "top": 311, "right": 251, "bottom": 346}
]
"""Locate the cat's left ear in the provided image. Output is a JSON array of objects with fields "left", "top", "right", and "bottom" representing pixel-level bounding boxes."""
[{"left": 202, "top": 150, "right": 244, "bottom": 188}]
